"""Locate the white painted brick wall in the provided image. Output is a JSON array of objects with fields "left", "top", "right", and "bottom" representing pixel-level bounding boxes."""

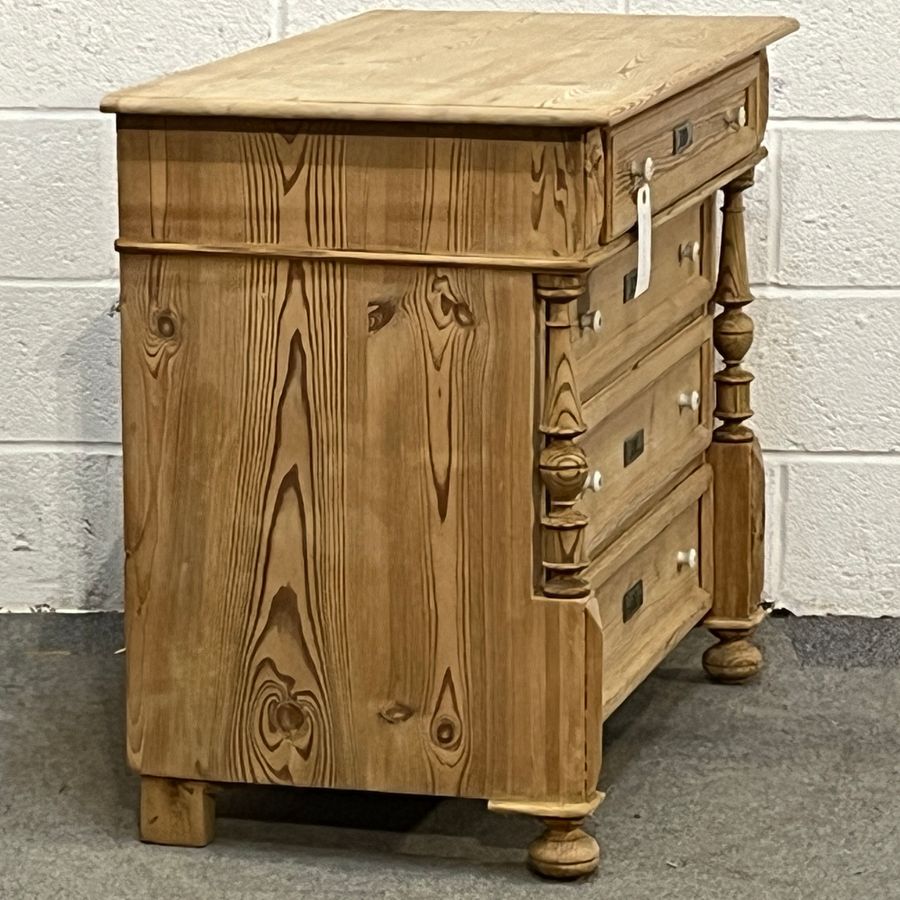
[
  {"left": 1, "top": 0, "right": 897, "bottom": 615},
  {"left": 0, "top": 451, "right": 122, "bottom": 612},
  {"left": 0, "top": 285, "right": 121, "bottom": 442},
  {"left": 0, "top": 118, "right": 117, "bottom": 279}
]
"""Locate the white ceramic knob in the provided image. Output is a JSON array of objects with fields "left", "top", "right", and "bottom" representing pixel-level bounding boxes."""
[
  {"left": 726, "top": 105, "right": 748, "bottom": 128},
  {"left": 679, "top": 240, "right": 701, "bottom": 263},
  {"left": 631, "top": 156, "right": 655, "bottom": 184},
  {"left": 677, "top": 548, "right": 698, "bottom": 571},
  {"left": 580, "top": 310, "right": 603, "bottom": 334},
  {"left": 678, "top": 390, "right": 701, "bottom": 412},
  {"left": 584, "top": 469, "right": 603, "bottom": 493}
]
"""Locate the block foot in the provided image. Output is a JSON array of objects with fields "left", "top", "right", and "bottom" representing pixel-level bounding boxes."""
[{"left": 140, "top": 776, "right": 216, "bottom": 847}]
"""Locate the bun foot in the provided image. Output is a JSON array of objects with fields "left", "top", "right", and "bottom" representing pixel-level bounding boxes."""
[
  {"left": 528, "top": 817, "right": 600, "bottom": 879},
  {"left": 703, "top": 627, "right": 762, "bottom": 683}
]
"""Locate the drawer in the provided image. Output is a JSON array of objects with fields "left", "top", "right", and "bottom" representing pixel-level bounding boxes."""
[
  {"left": 587, "top": 466, "right": 713, "bottom": 719},
  {"left": 572, "top": 197, "right": 716, "bottom": 401},
  {"left": 603, "top": 55, "right": 763, "bottom": 242},
  {"left": 579, "top": 315, "right": 712, "bottom": 559}
]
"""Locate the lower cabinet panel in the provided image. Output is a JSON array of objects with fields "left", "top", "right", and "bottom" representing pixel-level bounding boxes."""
[{"left": 120, "top": 253, "right": 591, "bottom": 803}]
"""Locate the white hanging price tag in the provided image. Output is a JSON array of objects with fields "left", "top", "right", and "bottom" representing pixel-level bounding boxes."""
[{"left": 635, "top": 182, "right": 652, "bottom": 298}]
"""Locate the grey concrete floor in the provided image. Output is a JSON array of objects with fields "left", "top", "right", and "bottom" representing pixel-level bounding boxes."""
[{"left": 1, "top": 613, "right": 899, "bottom": 899}]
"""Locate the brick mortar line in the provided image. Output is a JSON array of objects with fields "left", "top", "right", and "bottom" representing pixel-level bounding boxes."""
[
  {"left": 763, "top": 450, "right": 900, "bottom": 463},
  {"left": 268, "top": 0, "right": 282, "bottom": 40},
  {"left": 765, "top": 130, "right": 783, "bottom": 281},
  {"left": 0, "top": 609, "right": 113, "bottom": 615},
  {"left": 0, "top": 442, "right": 122, "bottom": 455},
  {"left": 770, "top": 116, "right": 900, "bottom": 128},
  {"left": 754, "top": 285, "right": 900, "bottom": 299},
  {"left": 765, "top": 464, "right": 788, "bottom": 601},
  {"left": 0, "top": 109, "right": 107, "bottom": 119},
  {"left": 0, "top": 278, "right": 119, "bottom": 289}
]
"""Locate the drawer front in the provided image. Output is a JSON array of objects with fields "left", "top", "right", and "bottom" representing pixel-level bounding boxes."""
[
  {"left": 579, "top": 315, "right": 712, "bottom": 558},
  {"left": 572, "top": 198, "right": 716, "bottom": 401},
  {"left": 604, "top": 56, "right": 763, "bottom": 241},
  {"left": 588, "top": 466, "right": 713, "bottom": 719}
]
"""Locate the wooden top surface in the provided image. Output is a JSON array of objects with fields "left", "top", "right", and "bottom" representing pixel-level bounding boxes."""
[{"left": 101, "top": 10, "right": 797, "bottom": 126}]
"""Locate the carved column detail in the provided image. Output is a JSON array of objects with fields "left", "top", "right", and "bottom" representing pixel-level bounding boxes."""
[
  {"left": 712, "top": 169, "right": 757, "bottom": 445},
  {"left": 704, "top": 169, "right": 765, "bottom": 683},
  {"left": 536, "top": 272, "right": 591, "bottom": 601}
]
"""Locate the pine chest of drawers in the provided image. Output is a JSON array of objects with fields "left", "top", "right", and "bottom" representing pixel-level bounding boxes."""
[{"left": 103, "top": 10, "right": 797, "bottom": 879}]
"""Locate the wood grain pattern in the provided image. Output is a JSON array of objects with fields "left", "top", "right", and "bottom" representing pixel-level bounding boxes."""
[
  {"left": 581, "top": 146, "right": 764, "bottom": 268},
  {"left": 116, "top": 118, "right": 589, "bottom": 261},
  {"left": 524, "top": 270, "right": 606, "bottom": 834},
  {"left": 488, "top": 793, "right": 603, "bottom": 819},
  {"left": 707, "top": 440, "right": 765, "bottom": 618},
  {"left": 121, "top": 252, "right": 594, "bottom": 803},
  {"left": 605, "top": 56, "right": 762, "bottom": 240},
  {"left": 536, "top": 273, "right": 591, "bottom": 602},
  {"left": 114, "top": 146, "right": 763, "bottom": 274},
  {"left": 106, "top": 10, "right": 798, "bottom": 876},
  {"left": 101, "top": 10, "right": 797, "bottom": 127},
  {"left": 139, "top": 777, "right": 216, "bottom": 847},
  {"left": 573, "top": 198, "right": 715, "bottom": 400},
  {"left": 704, "top": 168, "right": 765, "bottom": 682},
  {"left": 588, "top": 467, "right": 712, "bottom": 718},
  {"left": 531, "top": 272, "right": 603, "bottom": 806},
  {"left": 579, "top": 317, "right": 713, "bottom": 558},
  {"left": 527, "top": 816, "right": 601, "bottom": 878}
]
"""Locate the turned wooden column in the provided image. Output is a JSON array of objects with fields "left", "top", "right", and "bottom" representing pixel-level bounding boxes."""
[
  {"left": 703, "top": 169, "right": 765, "bottom": 684},
  {"left": 536, "top": 272, "right": 592, "bottom": 603},
  {"left": 514, "top": 271, "right": 601, "bottom": 879}
]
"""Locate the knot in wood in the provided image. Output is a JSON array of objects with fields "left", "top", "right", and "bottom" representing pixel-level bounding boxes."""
[
  {"left": 431, "top": 274, "right": 476, "bottom": 327},
  {"left": 430, "top": 713, "right": 462, "bottom": 751},
  {"left": 272, "top": 698, "right": 312, "bottom": 747},
  {"left": 435, "top": 718, "right": 456, "bottom": 746},
  {"left": 367, "top": 299, "right": 396, "bottom": 333},
  {"left": 155, "top": 312, "right": 177, "bottom": 338},
  {"left": 378, "top": 702, "right": 413, "bottom": 724}
]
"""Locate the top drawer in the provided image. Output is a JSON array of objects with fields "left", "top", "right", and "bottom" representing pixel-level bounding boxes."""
[{"left": 602, "top": 55, "right": 764, "bottom": 242}]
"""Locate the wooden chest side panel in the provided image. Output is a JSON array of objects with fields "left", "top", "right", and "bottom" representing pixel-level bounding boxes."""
[
  {"left": 116, "top": 119, "right": 589, "bottom": 261},
  {"left": 121, "top": 254, "right": 587, "bottom": 802}
]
